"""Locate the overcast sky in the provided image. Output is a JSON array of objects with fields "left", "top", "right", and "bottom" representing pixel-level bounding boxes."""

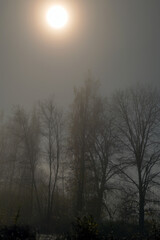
[{"left": 1, "top": 0, "right": 160, "bottom": 112}]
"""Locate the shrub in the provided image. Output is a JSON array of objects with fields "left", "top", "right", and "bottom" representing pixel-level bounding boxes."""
[
  {"left": 0, "top": 225, "right": 36, "bottom": 240},
  {"left": 55, "top": 215, "right": 100, "bottom": 240},
  {"left": 72, "top": 215, "right": 99, "bottom": 240}
]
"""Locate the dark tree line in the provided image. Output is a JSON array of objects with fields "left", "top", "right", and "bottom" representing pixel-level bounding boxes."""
[{"left": 0, "top": 80, "right": 160, "bottom": 234}]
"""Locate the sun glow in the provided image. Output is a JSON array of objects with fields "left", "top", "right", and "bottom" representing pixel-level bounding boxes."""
[{"left": 46, "top": 5, "right": 69, "bottom": 29}]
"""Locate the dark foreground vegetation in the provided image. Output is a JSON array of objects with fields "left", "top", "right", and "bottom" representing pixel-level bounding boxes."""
[
  {"left": 1, "top": 215, "right": 160, "bottom": 240},
  {"left": 0, "top": 216, "right": 160, "bottom": 240},
  {"left": 53, "top": 215, "right": 160, "bottom": 240},
  {"left": 0, "top": 225, "right": 36, "bottom": 239},
  {"left": 0, "top": 79, "right": 160, "bottom": 238}
]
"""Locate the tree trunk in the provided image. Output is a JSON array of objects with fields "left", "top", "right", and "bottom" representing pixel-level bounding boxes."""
[
  {"left": 76, "top": 156, "right": 85, "bottom": 214},
  {"left": 96, "top": 192, "right": 103, "bottom": 221},
  {"left": 139, "top": 192, "right": 145, "bottom": 235}
]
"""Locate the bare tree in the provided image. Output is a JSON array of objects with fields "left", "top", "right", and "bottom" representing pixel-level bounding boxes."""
[
  {"left": 112, "top": 85, "right": 160, "bottom": 233},
  {"left": 9, "top": 107, "right": 41, "bottom": 218},
  {"left": 39, "top": 98, "right": 63, "bottom": 226},
  {"left": 68, "top": 78, "right": 101, "bottom": 215},
  {"left": 68, "top": 78, "right": 117, "bottom": 219},
  {"left": 87, "top": 99, "right": 117, "bottom": 220}
]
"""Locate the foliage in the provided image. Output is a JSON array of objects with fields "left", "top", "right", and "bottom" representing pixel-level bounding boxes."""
[
  {"left": 55, "top": 215, "right": 100, "bottom": 240},
  {"left": 0, "top": 225, "right": 36, "bottom": 240},
  {"left": 55, "top": 217, "right": 160, "bottom": 240},
  {"left": 72, "top": 215, "right": 99, "bottom": 240}
]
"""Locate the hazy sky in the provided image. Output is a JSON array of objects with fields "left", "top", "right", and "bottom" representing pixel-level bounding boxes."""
[{"left": 1, "top": 0, "right": 160, "bottom": 112}]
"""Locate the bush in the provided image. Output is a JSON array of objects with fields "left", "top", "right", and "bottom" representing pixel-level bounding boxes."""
[
  {"left": 0, "top": 225, "right": 36, "bottom": 240},
  {"left": 55, "top": 216, "right": 160, "bottom": 240},
  {"left": 55, "top": 215, "right": 100, "bottom": 240},
  {"left": 72, "top": 215, "right": 99, "bottom": 240}
]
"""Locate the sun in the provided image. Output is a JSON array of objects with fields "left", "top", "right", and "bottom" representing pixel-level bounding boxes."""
[{"left": 46, "top": 5, "right": 69, "bottom": 29}]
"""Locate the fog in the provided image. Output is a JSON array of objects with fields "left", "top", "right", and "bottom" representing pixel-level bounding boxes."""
[
  {"left": 1, "top": 1, "right": 160, "bottom": 239},
  {"left": 1, "top": 0, "right": 160, "bottom": 112}
]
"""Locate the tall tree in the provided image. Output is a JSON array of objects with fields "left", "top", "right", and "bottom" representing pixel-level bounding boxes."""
[
  {"left": 112, "top": 85, "right": 160, "bottom": 233},
  {"left": 69, "top": 80, "right": 97, "bottom": 214},
  {"left": 10, "top": 107, "right": 41, "bottom": 217},
  {"left": 87, "top": 99, "right": 117, "bottom": 220},
  {"left": 69, "top": 79, "right": 117, "bottom": 218},
  {"left": 39, "top": 98, "right": 63, "bottom": 226}
]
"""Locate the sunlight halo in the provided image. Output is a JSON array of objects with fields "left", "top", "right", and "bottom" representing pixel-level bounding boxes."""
[{"left": 46, "top": 5, "right": 69, "bottom": 29}]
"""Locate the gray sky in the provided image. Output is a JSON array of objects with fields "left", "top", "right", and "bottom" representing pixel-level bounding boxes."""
[{"left": 1, "top": 0, "right": 160, "bottom": 112}]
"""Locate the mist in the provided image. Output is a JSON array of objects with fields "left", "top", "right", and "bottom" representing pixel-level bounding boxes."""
[
  {"left": 0, "top": 1, "right": 160, "bottom": 239},
  {"left": 1, "top": 0, "right": 160, "bottom": 112}
]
